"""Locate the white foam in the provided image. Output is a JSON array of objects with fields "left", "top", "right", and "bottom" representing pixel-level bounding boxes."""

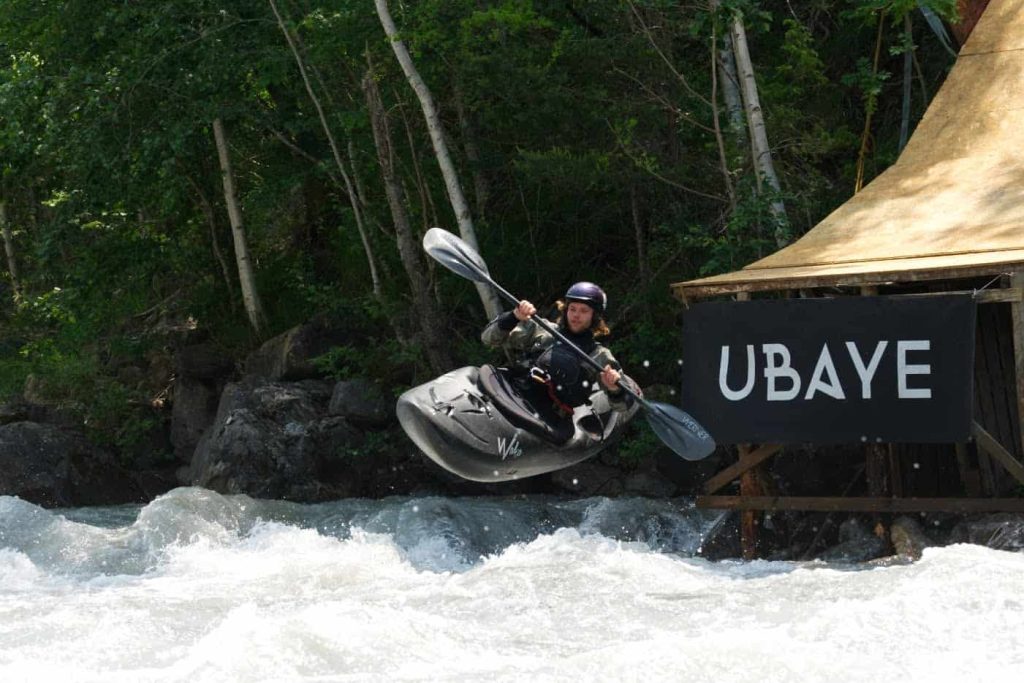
[{"left": 1, "top": 492, "right": 1022, "bottom": 681}]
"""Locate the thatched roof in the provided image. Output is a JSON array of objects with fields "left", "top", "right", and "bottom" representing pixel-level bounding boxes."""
[{"left": 672, "top": 0, "right": 1024, "bottom": 299}]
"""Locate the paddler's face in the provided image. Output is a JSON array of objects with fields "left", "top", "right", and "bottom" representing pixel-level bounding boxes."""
[{"left": 566, "top": 302, "right": 594, "bottom": 334}]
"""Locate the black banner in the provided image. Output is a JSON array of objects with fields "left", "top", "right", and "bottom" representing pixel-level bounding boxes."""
[{"left": 680, "top": 295, "right": 976, "bottom": 444}]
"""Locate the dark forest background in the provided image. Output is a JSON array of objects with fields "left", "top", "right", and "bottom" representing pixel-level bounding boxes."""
[{"left": 0, "top": 1, "right": 962, "bottom": 456}]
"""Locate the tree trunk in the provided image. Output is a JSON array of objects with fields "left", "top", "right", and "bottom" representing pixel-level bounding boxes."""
[
  {"left": 711, "top": 1, "right": 746, "bottom": 145},
  {"left": 899, "top": 14, "right": 914, "bottom": 153},
  {"left": 631, "top": 185, "right": 649, "bottom": 285},
  {"left": 729, "top": 12, "right": 789, "bottom": 246},
  {"left": 855, "top": 12, "right": 886, "bottom": 194},
  {"left": 453, "top": 79, "right": 490, "bottom": 223},
  {"left": 186, "top": 175, "right": 238, "bottom": 311},
  {"left": 709, "top": 6, "right": 738, "bottom": 211},
  {"left": 363, "top": 58, "right": 453, "bottom": 374},
  {"left": 0, "top": 200, "right": 22, "bottom": 304},
  {"left": 269, "top": 0, "right": 381, "bottom": 299},
  {"left": 374, "top": 0, "right": 501, "bottom": 320},
  {"left": 212, "top": 117, "right": 267, "bottom": 338}
]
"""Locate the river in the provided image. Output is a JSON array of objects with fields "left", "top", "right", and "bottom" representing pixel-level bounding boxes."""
[{"left": 1, "top": 487, "right": 1022, "bottom": 681}]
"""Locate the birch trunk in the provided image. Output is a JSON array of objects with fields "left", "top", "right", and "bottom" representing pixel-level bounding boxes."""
[
  {"left": 374, "top": 0, "right": 501, "bottom": 320},
  {"left": 729, "top": 13, "right": 789, "bottom": 245},
  {"left": 269, "top": 0, "right": 381, "bottom": 299},
  {"left": 363, "top": 59, "right": 453, "bottom": 373},
  {"left": 709, "top": 6, "right": 737, "bottom": 211},
  {"left": 212, "top": 117, "right": 267, "bottom": 337},
  {"left": 711, "top": 1, "right": 745, "bottom": 145},
  {"left": 0, "top": 200, "right": 22, "bottom": 304},
  {"left": 718, "top": 32, "right": 746, "bottom": 143}
]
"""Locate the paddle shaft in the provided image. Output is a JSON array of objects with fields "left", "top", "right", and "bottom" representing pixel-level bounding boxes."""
[{"left": 485, "top": 277, "right": 648, "bottom": 406}]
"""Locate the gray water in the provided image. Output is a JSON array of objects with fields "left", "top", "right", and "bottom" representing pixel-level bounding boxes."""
[{"left": 1, "top": 487, "right": 1022, "bottom": 682}]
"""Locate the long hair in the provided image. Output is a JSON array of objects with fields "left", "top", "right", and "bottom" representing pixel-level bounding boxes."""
[{"left": 555, "top": 300, "right": 610, "bottom": 338}]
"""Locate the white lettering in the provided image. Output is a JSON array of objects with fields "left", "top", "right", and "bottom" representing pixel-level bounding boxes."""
[
  {"left": 719, "top": 345, "right": 756, "bottom": 401},
  {"left": 497, "top": 433, "right": 523, "bottom": 460},
  {"left": 846, "top": 341, "right": 888, "bottom": 399},
  {"left": 763, "top": 343, "right": 801, "bottom": 401},
  {"left": 898, "top": 340, "right": 932, "bottom": 399},
  {"left": 804, "top": 344, "right": 845, "bottom": 400}
]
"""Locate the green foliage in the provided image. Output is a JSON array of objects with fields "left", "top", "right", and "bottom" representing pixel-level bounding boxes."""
[
  {"left": 0, "top": 0, "right": 962, "bottom": 463},
  {"left": 615, "top": 421, "right": 662, "bottom": 468}
]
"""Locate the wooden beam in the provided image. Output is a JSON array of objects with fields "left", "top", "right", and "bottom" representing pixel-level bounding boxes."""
[
  {"left": 671, "top": 261, "right": 1024, "bottom": 301},
  {"left": 703, "top": 443, "right": 783, "bottom": 494},
  {"left": 696, "top": 496, "right": 1024, "bottom": 513},
  {"left": 972, "top": 421, "right": 1024, "bottom": 486},
  {"left": 978, "top": 287, "right": 1024, "bottom": 304}
]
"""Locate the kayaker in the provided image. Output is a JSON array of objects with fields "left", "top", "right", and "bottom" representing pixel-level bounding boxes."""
[{"left": 481, "top": 282, "right": 633, "bottom": 423}]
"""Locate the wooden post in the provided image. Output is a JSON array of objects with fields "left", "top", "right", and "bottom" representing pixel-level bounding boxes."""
[
  {"left": 1010, "top": 271, "right": 1024, "bottom": 457},
  {"left": 734, "top": 290, "right": 764, "bottom": 559},
  {"left": 860, "top": 285, "right": 891, "bottom": 544},
  {"left": 738, "top": 443, "right": 765, "bottom": 560}
]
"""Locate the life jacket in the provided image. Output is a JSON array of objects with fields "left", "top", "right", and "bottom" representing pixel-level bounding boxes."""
[{"left": 529, "top": 330, "right": 599, "bottom": 410}]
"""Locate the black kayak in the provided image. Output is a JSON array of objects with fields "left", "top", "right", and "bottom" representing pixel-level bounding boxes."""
[{"left": 396, "top": 365, "right": 640, "bottom": 482}]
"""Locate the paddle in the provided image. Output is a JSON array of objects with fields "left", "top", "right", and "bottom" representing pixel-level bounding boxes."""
[{"left": 423, "top": 227, "right": 717, "bottom": 461}]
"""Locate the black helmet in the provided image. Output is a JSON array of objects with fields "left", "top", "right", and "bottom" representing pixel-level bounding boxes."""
[{"left": 564, "top": 281, "right": 607, "bottom": 315}]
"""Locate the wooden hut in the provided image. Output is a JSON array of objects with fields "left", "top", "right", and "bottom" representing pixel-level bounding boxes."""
[{"left": 671, "top": 0, "right": 1024, "bottom": 556}]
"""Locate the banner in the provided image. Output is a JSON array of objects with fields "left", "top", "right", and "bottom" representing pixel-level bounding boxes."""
[{"left": 680, "top": 295, "right": 976, "bottom": 444}]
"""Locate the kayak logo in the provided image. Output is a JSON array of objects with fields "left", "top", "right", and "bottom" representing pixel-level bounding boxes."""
[{"left": 497, "top": 433, "right": 523, "bottom": 460}]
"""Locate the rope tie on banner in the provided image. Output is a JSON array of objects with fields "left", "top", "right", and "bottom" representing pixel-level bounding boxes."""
[{"left": 972, "top": 273, "right": 1011, "bottom": 298}]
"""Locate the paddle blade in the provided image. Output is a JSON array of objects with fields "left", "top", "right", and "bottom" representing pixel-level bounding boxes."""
[
  {"left": 423, "top": 228, "right": 491, "bottom": 283},
  {"left": 643, "top": 400, "right": 717, "bottom": 461}
]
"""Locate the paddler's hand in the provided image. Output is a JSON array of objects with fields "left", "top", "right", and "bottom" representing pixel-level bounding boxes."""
[
  {"left": 513, "top": 300, "right": 536, "bottom": 321},
  {"left": 600, "top": 364, "right": 622, "bottom": 392}
]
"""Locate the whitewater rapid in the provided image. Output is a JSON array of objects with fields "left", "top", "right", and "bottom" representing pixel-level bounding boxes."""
[{"left": 1, "top": 488, "right": 1022, "bottom": 682}]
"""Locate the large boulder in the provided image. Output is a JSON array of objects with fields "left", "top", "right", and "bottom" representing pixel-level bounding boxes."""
[
  {"left": 176, "top": 343, "right": 234, "bottom": 380},
  {"left": 244, "top": 318, "right": 349, "bottom": 381},
  {"left": 550, "top": 462, "right": 624, "bottom": 496},
  {"left": 0, "top": 422, "right": 144, "bottom": 507},
  {"left": 188, "top": 380, "right": 364, "bottom": 500},
  {"left": 890, "top": 515, "right": 934, "bottom": 559},
  {"left": 170, "top": 344, "right": 234, "bottom": 464},
  {"left": 818, "top": 516, "right": 888, "bottom": 563},
  {"left": 328, "top": 379, "right": 394, "bottom": 428},
  {"left": 949, "top": 513, "right": 1024, "bottom": 551},
  {"left": 170, "top": 375, "right": 222, "bottom": 463}
]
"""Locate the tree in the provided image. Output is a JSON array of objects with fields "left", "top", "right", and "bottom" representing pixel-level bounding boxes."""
[
  {"left": 728, "top": 7, "right": 790, "bottom": 246},
  {"left": 213, "top": 117, "right": 268, "bottom": 338},
  {"left": 363, "top": 54, "right": 453, "bottom": 373},
  {"left": 374, "top": 0, "right": 501, "bottom": 320},
  {"left": 0, "top": 201, "right": 22, "bottom": 303}
]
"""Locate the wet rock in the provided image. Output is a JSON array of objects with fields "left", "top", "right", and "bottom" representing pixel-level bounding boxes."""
[
  {"left": 176, "top": 343, "right": 234, "bottom": 381},
  {"left": 891, "top": 515, "right": 934, "bottom": 559},
  {"left": 0, "top": 422, "right": 144, "bottom": 507},
  {"left": 0, "top": 401, "right": 30, "bottom": 425},
  {"left": 622, "top": 469, "right": 678, "bottom": 497},
  {"left": 244, "top": 318, "right": 349, "bottom": 381},
  {"left": 188, "top": 380, "right": 359, "bottom": 501},
  {"left": 550, "top": 462, "right": 624, "bottom": 496},
  {"left": 817, "top": 517, "right": 888, "bottom": 563},
  {"left": 949, "top": 513, "right": 1024, "bottom": 551},
  {"left": 170, "top": 375, "right": 221, "bottom": 463},
  {"left": 696, "top": 512, "right": 741, "bottom": 560},
  {"left": 328, "top": 379, "right": 394, "bottom": 428}
]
